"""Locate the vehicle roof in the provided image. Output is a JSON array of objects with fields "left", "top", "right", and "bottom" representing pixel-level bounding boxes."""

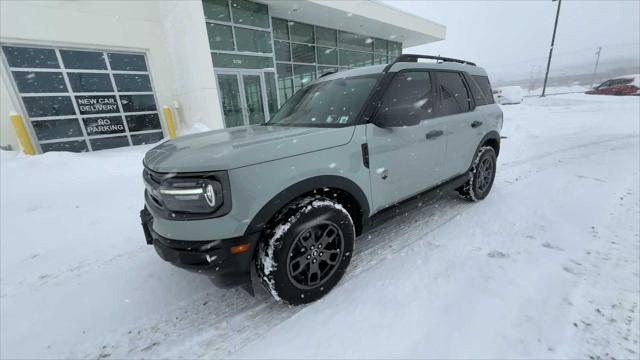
[{"left": 317, "top": 60, "right": 489, "bottom": 83}]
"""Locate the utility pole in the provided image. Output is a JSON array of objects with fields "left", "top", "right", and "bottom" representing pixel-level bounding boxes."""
[
  {"left": 590, "top": 46, "right": 602, "bottom": 88},
  {"left": 541, "top": 0, "right": 562, "bottom": 97}
]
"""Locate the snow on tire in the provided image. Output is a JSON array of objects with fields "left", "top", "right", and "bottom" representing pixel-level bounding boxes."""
[
  {"left": 257, "top": 196, "right": 355, "bottom": 305},
  {"left": 458, "top": 146, "right": 497, "bottom": 202}
]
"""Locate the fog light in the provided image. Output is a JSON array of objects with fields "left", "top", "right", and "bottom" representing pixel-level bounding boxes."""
[{"left": 230, "top": 243, "right": 251, "bottom": 254}]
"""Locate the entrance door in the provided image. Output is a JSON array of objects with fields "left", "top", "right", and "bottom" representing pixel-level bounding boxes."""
[{"left": 215, "top": 71, "right": 273, "bottom": 128}]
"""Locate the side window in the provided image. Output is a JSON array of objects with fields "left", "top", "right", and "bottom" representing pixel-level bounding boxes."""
[
  {"left": 377, "top": 71, "right": 435, "bottom": 124},
  {"left": 436, "top": 72, "right": 472, "bottom": 115},
  {"left": 469, "top": 75, "right": 494, "bottom": 105}
]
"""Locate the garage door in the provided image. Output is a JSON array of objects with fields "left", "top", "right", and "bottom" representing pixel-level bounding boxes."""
[{"left": 1, "top": 45, "right": 165, "bottom": 152}]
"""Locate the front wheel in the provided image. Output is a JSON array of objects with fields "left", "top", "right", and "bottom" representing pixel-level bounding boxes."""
[
  {"left": 257, "top": 196, "right": 355, "bottom": 305},
  {"left": 458, "top": 146, "right": 497, "bottom": 201}
]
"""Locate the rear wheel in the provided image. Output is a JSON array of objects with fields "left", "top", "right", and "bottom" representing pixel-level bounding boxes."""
[
  {"left": 257, "top": 196, "right": 355, "bottom": 305},
  {"left": 458, "top": 146, "right": 497, "bottom": 201}
]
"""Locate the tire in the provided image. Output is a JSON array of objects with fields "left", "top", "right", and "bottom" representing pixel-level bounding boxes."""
[
  {"left": 457, "top": 146, "right": 497, "bottom": 201},
  {"left": 256, "top": 196, "right": 355, "bottom": 305}
]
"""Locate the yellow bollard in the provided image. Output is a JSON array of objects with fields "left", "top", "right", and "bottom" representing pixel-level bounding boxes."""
[
  {"left": 9, "top": 112, "right": 36, "bottom": 155},
  {"left": 162, "top": 105, "right": 177, "bottom": 140}
]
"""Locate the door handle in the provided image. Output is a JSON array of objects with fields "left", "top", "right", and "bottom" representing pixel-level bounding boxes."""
[
  {"left": 471, "top": 120, "right": 483, "bottom": 128},
  {"left": 425, "top": 130, "right": 443, "bottom": 140}
]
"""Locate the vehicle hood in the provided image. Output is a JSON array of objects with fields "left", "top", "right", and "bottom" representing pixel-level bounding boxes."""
[{"left": 144, "top": 125, "right": 355, "bottom": 173}]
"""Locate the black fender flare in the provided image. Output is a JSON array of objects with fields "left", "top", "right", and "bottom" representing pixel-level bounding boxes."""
[
  {"left": 468, "top": 131, "right": 501, "bottom": 170},
  {"left": 243, "top": 175, "right": 370, "bottom": 236}
]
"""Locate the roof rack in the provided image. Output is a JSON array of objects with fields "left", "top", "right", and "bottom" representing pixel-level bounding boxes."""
[{"left": 386, "top": 54, "right": 476, "bottom": 71}]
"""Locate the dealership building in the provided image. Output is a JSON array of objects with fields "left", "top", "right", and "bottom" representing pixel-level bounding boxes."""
[{"left": 0, "top": 0, "right": 445, "bottom": 153}]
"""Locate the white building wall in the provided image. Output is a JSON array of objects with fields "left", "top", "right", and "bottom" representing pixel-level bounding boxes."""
[{"left": 157, "top": 1, "right": 224, "bottom": 132}]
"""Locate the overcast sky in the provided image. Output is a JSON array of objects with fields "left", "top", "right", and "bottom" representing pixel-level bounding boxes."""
[{"left": 385, "top": 0, "right": 640, "bottom": 80}]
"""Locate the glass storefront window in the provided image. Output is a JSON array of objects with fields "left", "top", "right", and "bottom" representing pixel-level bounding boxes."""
[
  {"left": 316, "top": 27, "right": 337, "bottom": 48},
  {"left": 207, "top": 23, "right": 235, "bottom": 51},
  {"left": 235, "top": 27, "right": 272, "bottom": 53},
  {"left": 316, "top": 47, "right": 337, "bottom": 65},
  {"left": 293, "top": 64, "right": 316, "bottom": 91},
  {"left": 339, "top": 31, "right": 373, "bottom": 52},
  {"left": 291, "top": 43, "right": 316, "bottom": 63},
  {"left": 272, "top": 18, "right": 289, "bottom": 41},
  {"left": 289, "top": 21, "right": 314, "bottom": 44},
  {"left": 203, "top": 0, "right": 230, "bottom": 22},
  {"left": 274, "top": 40, "right": 291, "bottom": 61},
  {"left": 230, "top": 0, "right": 269, "bottom": 29},
  {"left": 12, "top": 72, "right": 67, "bottom": 93},
  {"left": 339, "top": 49, "right": 373, "bottom": 67},
  {"left": 2, "top": 46, "right": 59, "bottom": 68},
  {"left": 374, "top": 39, "right": 388, "bottom": 55},
  {"left": 67, "top": 73, "right": 113, "bottom": 93},
  {"left": 60, "top": 50, "right": 107, "bottom": 70}
]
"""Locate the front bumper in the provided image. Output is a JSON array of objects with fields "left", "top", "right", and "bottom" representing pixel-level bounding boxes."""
[{"left": 140, "top": 208, "right": 260, "bottom": 288}]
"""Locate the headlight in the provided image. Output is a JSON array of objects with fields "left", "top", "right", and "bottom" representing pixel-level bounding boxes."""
[{"left": 158, "top": 178, "right": 223, "bottom": 214}]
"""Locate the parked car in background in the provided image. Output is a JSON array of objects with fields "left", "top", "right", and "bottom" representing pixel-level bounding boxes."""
[
  {"left": 140, "top": 54, "right": 503, "bottom": 305},
  {"left": 586, "top": 74, "right": 640, "bottom": 96},
  {"left": 493, "top": 86, "right": 523, "bottom": 104}
]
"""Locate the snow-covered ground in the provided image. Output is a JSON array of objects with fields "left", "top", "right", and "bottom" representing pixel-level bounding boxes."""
[{"left": 1, "top": 94, "right": 639, "bottom": 359}]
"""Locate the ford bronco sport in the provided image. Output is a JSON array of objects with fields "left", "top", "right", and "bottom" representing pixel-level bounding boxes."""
[{"left": 140, "top": 54, "right": 503, "bottom": 305}]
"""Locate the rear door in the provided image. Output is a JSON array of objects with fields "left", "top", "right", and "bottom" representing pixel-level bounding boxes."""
[
  {"left": 434, "top": 71, "right": 480, "bottom": 177},
  {"left": 366, "top": 70, "right": 447, "bottom": 212}
]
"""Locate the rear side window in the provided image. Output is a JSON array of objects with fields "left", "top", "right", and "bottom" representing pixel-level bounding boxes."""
[
  {"left": 436, "top": 72, "right": 472, "bottom": 115},
  {"left": 377, "top": 71, "right": 436, "bottom": 125},
  {"left": 469, "top": 75, "right": 494, "bottom": 105}
]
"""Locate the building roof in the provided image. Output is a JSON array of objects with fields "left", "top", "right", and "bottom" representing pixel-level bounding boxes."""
[{"left": 263, "top": 0, "right": 446, "bottom": 47}]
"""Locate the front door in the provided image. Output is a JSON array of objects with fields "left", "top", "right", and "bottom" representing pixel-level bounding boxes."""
[
  {"left": 367, "top": 70, "right": 447, "bottom": 213},
  {"left": 215, "top": 71, "right": 273, "bottom": 127}
]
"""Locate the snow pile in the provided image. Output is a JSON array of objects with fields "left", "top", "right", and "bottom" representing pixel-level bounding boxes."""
[{"left": 1, "top": 93, "right": 639, "bottom": 359}]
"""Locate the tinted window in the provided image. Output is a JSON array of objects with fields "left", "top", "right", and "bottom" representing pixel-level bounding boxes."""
[
  {"left": 469, "top": 75, "right": 494, "bottom": 105},
  {"left": 235, "top": 28, "right": 272, "bottom": 53},
  {"left": 316, "top": 27, "right": 337, "bottom": 47},
  {"left": 339, "top": 31, "right": 373, "bottom": 52},
  {"left": 207, "top": 23, "right": 235, "bottom": 51},
  {"left": 89, "top": 136, "right": 129, "bottom": 150},
  {"left": 120, "top": 95, "right": 157, "bottom": 112},
  {"left": 2, "top": 46, "right": 59, "bottom": 68},
  {"left": 317, "top": 47, "right": 337, "bottom": 65},
  {"left": 40, "top": 140, "right": 88, "bottom": 153},
  {"left": 272, "top": 18, "right": 289, "bottom": 41},
  {"left": 377, "top": 71, "right": 435, "bottom": 124},
  {"left": 289, "top": 22, "right": 314, "bottom": 44},
  {"left": 108, "top": 53, "right": 147, "bottom": 71},
  {"left": 202, "top": 0, "right": 230, "bottom": 21},
  {"left": 291, "top": 44, "right": 315, "bottom": 63},
  {"left": 59, "top": 50, "right": 107, "bottom": 70},
  {"left": 126, "top": 113, "right": 162, "bottom": 132},
  {"left": 230, "top": 0, "right": 269, "bottom": 28},
  {"left": 12, "top": 72, "right": 67, "bottom": 93},
  {"left": 436, "top": 72, "right": 471, "bottom": 115},
  {"left": 32, "top": 118, "right": 83, "bottom": 141},
  {"left": 274, "top": 41, "right": 291, "bottom": 61},
  {"left": 22, "top": 96, "right": 75, "bottom": 117},
  {"left": 113, "top": 74, "right": 152, "bottom": 92},
  {"left": 131, "top": 132, "right": 164, "bottom": 145},
  {"left": 67, "top": 73, "right": 113, "bottom": 92}
]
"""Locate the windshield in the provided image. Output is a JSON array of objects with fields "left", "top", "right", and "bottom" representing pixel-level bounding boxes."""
[{"left": 268, "top": 74, "right": 381, "bottom": 127}]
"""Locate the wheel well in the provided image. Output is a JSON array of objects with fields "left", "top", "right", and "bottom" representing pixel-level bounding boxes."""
[
  {"left": 482, "top": 137, "right": 500, "bottom": 157},
  {"left": 264, "top": 187, "right": 365, "bottom": 237}
]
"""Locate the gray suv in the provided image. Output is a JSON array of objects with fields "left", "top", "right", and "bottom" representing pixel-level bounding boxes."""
[{"left": 140, "top": 54, "right": 503, "bottom": 305}]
